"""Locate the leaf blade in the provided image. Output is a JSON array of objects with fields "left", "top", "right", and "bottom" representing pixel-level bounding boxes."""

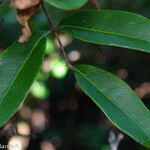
[
  {"left": 74, "top": 64, "right": 150, "bottom": 148},
  {"left": 0, "top": 31, "right": 46, "bottom": 126},
  {"left": 45, "top": 0, "right": 88, "bottom": 10},
  {"left": 59, "top": 10, "right": 150, "bottom": 53}
]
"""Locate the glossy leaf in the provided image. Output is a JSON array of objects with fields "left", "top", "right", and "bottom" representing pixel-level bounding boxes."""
[
  {"left": 74, "top": 64, "right": 150, "bottom": 148},
  {"left": 0, "top": 31, "right": 46, "bottom": 127},
  {"left": 45, "top": 0, "right": 88, "bottom": 10},
  {"left": 59, "top": 10, "right": 150, "bottom": 53}
]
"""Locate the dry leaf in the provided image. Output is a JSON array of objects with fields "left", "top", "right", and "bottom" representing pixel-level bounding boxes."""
[{"left": 11, "top": 0, "right": 42, "bottom": 43}]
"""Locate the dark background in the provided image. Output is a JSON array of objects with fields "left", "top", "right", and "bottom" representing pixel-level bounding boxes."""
[{"left": 0, "top": 0, "right": 150, "bottom": 149}]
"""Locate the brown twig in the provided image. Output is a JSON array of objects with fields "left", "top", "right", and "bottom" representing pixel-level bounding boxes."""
[{"left": 41, "top": 3, "right": 73, "bottom": 70}]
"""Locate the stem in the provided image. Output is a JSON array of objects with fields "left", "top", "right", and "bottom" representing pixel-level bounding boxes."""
[{"left": 41, "top": 3, "right": 73, "bottom": 70}]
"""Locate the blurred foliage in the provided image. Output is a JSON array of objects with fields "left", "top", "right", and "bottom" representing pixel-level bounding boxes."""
[{"left": 0, "top": 0, "right": 150, "bottom": 150}]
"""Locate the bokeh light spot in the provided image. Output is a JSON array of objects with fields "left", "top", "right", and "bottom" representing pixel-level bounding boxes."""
[
  {"left": 31, "top": 81, "right": 49, "bottom": 99},
  {"left": 17, "top": 122, "right": 30, "bottom": 136},
  {"left": 46, "top": 38, "right": 55, "bottom": 55},
  {"left": 51, "top": 60, "right": 68, "bottom": 79}
]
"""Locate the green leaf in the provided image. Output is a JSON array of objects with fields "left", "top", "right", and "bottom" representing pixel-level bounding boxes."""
[
  {"left": 0, "top": 31, "right": 46, "bottom": 127},
  {"left": 59, "top": 10, "right": 150, "bottom": 53},
  {"left": 74, "top": 64, "right": 150, "bottom": 148},
  {"left": 45, "top": 0, "right": 88, "bottom": 10}
]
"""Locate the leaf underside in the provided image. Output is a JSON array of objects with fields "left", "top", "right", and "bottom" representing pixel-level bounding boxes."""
[{"left": 59, "top": 10, "right": 150, "bottom": 53}]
